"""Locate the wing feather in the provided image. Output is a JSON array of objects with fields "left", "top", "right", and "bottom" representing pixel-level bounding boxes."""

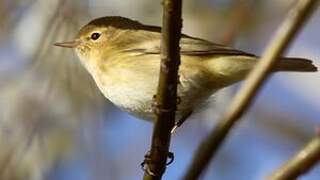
[{"left": 121, "top": 34, "right": 255, "bottom": 57}]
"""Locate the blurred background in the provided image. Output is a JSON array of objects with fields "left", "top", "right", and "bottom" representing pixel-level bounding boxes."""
[{"left": 0, "top": 0, "right": 319, "bottom": 179}]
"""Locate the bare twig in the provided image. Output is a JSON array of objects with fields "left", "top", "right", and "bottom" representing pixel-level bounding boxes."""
[
  {"left": 142, "top": 0, "right": 182, "bottom": 180},
  {"left": 220, "top": 0, "right": 254, "bottom": 45},
  {"left": 183, "top": 0, "right": 318, "bottom": 179},
  {"left": 28, "top": 0, "right": 65, "bottom": 68},
  {"left": 268, "top": 136, "right": 320, "bottom": 180}
]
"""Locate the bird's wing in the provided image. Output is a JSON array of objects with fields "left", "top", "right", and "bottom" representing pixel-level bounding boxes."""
[{"left": 122, "top": 35, "right": 255, "bottom": 57}]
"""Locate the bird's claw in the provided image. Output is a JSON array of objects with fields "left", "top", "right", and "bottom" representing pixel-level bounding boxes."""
[{"left": 141, "top": 151, "right": 175, "bottom": 176}]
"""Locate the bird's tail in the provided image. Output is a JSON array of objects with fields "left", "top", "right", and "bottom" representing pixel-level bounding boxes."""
[{"left": 275, "top": 58, "right": 318, "bottom": 72}]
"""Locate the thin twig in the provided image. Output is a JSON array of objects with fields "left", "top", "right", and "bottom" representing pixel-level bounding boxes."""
[
  {"left": 183, "top": 0, "right": 318, "bottom": 179},
  {"left": 268, "top": 136, "right": 320, "bottom": 180},
  {"left": 28, "top": 0, "right": 65, "bottom": 68},
  {"left": 142, "top": 0, "right": 182, "bottom": 180},
  {"left": 220, "top": 0, "right": 254, "bottom": 45}
]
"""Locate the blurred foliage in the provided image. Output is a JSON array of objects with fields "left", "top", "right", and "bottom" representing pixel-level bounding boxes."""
[{"left": 0, "top": 0, "right": 104, "bottom": 179}]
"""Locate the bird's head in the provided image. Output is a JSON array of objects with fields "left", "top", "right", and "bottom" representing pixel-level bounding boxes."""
[{"left": 54, "top": 16, "right": 153, "bottom": 65}]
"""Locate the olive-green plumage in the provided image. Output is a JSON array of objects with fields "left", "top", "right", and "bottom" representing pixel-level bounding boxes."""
[{"left": 55, "top": 16, "right": 317, "bottom": 124}]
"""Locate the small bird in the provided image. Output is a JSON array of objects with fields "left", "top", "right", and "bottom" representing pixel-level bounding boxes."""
[{"left": 55, "top": 16, "right": 317, "bottom": 129}]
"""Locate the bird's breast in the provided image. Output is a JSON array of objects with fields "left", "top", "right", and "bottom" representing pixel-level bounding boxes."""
[
  {"left": 94, "top": 57, "right": 160, "bottom": 120},
  {"left": 91, "top": 55, "right": 218, "bottom": 121}
]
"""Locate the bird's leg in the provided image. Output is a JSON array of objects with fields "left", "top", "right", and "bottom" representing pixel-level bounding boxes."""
[{"left": 171, "top": 110, "right": 192, "bottom": 134}]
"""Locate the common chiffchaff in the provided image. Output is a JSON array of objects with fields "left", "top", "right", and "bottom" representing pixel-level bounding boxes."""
[{"left": 54, "top": 16, "right": 317, "bottom": 127}]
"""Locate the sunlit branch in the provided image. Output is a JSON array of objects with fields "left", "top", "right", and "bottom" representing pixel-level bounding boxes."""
[
  {"left": 268, "top": 136, "right": 320, "bottom": 180},
  {"left": 183, "top": 0, "right": 318, "bottom": 179}
]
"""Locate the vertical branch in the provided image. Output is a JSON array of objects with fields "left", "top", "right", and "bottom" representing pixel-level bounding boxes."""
[
  {"left": 142, "top": 0, "right": 182, "bottom": 180},
  {"left": 183, "top": 0, "right": 318, "bottom": 179},
  {"left": 268, "top": 136, "right": 320, "bottom": 180}
]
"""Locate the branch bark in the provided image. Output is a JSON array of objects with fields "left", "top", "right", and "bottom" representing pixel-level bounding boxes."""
[
  {"left": 183, "top": 0, "right": 318, "bottom": 179},
  {"left": 142, "top": 0, "right": 182, "bottom": 180},
  {"left": 268, "top": 136, "right": 320, "bottom": 180}
]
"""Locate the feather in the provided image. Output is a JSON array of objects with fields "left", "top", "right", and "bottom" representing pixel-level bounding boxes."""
[{"left": 122, "top": 35, "right": 254, "bottom": 57}]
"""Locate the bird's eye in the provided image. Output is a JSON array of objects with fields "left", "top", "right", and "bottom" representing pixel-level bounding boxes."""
[{"left": 90, "top": 33, "right": 101, "bottom": 40}]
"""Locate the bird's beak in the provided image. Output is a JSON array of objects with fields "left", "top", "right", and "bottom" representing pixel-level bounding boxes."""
[{"left": 54, "top": 40, "right": 81, "bottom": 48}]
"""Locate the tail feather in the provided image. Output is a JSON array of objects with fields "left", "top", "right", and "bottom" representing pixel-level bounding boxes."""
[{"left": 275, "top": 57, "right": 318, "bottom": 72}]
